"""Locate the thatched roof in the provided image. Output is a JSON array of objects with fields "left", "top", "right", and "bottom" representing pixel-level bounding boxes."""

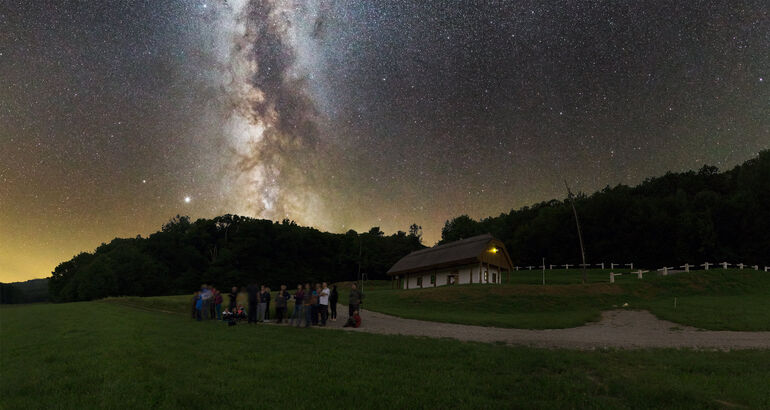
[{"left": 387, "top": 233, "right": 511, "bottom": 275}]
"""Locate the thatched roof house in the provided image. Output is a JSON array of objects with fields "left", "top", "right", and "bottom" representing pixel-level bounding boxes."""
[{"left": 387, "top": 233, "right": 513, "bottom": 289}]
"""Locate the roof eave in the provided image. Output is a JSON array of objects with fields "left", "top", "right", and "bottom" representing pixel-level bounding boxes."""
[{"left": 386, "top": 257, "right": 479, "bottom": 276}]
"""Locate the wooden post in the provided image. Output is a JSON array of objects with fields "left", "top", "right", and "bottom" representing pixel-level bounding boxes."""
[{"left": 470, "top": 266, "right": 473, "bottom": 284}]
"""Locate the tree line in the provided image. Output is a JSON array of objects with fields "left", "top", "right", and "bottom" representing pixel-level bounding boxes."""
[
  {"left": 46, "top": 150, "right": 768, "bottom": 303},
  {"left": 48, "top": 218, "right": 424, "bottom": 302},
  {"left": 440, "top": 150, "right": 770, "bottom": 268},
  {"left": 0, "top": 279, "right": 49, "bottom": 304}
]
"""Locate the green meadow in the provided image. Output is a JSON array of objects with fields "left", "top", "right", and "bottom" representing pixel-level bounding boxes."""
[
  {"left": 100, "top": 269, "right": 770, "bottom": 330},
  {"left": 2, "top": 300, "right": 770, "bottom": 409},
  {"left": 347, "top": 269, "right": 770, "bottom": 330}
]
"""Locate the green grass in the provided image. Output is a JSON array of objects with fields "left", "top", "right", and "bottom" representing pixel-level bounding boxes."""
[
  {"left": 341, "top": 269, "right": 770, "bottom": 330},
  {"left": 104, "top": 270, "right": 770, "bottom": 331},
  {"left": 506, "top": 268, "right": 640, "bottom": 285},
  {"left": 2, "top": 301, "right": 770, "bottom": 409}
]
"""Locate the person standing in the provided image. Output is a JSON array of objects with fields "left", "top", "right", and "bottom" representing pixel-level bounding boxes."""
[
  {"left": 194, "top": 291, "right": 202, "bottom": 321},
  {"left": 258, "top": 285, "right": 269, "bottom": 322},
  {"left": 311, "top": 284, "right": 321, "bottom": 326},
  {"left": 213, "top": 288, "right": 223, "bottom": 320},
  {"left": 264, "top": 286, "right": 272, "bottom": 321},
  {"left": 290, "top": 284, "right": 305, "bottom": 327},
  {"left": 274, "top": 285, "right": 290, "bottom": 324},
  {"left": 200, "top": 285, "right": 212, "bottom": 320},
  {"left": 209, "top": 288, "right": 217, "bottom": 320},
  {"left": 303, "top": 283, "right": 314, "bottom": 328},
  {"left": 228, "top": 286, "right": 238, "bottom": 311},
  {"left": 191, "top": 291, "right": 200, "bottom": 320},
  {"left": 348, "top": 283, "right": 363, "bottom": 317},
  {"left": 329, "top": 285, "right": 338, "bottom": 322},
  {"left": 247, "top": 283, "right": 259, "bottom": 324},
  {"left": 319, "top": 282, "right": 330, "bottom": 326}
]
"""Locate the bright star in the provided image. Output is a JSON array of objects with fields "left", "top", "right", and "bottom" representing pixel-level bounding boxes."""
[{"left": 184, "top": 196, "right": 191, "bottom": 203}]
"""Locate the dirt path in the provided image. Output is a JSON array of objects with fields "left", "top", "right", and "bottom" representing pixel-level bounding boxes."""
[{"left": 320, "top": 309, "right": 770, "bottom": 350}]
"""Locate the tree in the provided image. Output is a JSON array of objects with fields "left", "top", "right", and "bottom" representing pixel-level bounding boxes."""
[{"left": 408, "top": 223, "right": 423, "bottom": 243}]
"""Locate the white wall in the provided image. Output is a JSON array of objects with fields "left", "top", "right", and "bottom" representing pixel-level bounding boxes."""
[{"left": 400, "top": 263, "right": 504, "bottom": 289}]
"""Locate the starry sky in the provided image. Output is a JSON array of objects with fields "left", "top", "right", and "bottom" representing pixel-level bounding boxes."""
[{"left": 1, "top": 0, "right": 768, "bottom": 282}]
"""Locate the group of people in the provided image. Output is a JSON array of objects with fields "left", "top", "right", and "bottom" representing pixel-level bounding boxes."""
[
  {"left": 192, "top": 286, "right": 223, "bottom": 321},
  {"left": 192, "top": 282, "right": 363, "bottom": 328}
]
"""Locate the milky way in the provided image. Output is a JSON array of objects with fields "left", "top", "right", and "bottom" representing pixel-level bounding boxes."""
[{"left": 1, "top": 0, "right": 768, "bottom": 281}]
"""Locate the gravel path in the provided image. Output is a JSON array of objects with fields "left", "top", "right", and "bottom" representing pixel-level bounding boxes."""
[{"left": 321, "top": 309, "right": 770, "bottom": 350}]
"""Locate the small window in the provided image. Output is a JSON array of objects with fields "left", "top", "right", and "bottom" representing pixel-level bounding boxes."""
[
  {"left": 417, "top": 276, "right": 423, "bottom": 287},
  {"left": 484, "top": 271, "right": 489, "bottom": 283},
  {"left": 430, "top": 274, "right": 436, "bottom": 284}
]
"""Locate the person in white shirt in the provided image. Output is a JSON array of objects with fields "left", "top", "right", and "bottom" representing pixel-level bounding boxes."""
[
  {"left": 319, "top": 282, "right": 330, "bottom": 326},
  {"left": 200, "top": 285, "right": 212, "bottom": 320}
]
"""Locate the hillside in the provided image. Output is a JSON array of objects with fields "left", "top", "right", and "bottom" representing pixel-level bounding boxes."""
[
  {"left": 441, "top": 150, "right": 770, "bottom": 267},
  {"left": 0, "top": 279, "right": 49, "bottom": 304}
]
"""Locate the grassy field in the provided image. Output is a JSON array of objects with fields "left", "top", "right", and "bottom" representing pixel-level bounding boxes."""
[
  {"left": 109, "top": 269, "right": 770, "bottom": 331},
  {"left": 2, "top": 300, "right": 770, "bottom": 409},
  {"left": 339, "top": 269, "right": 770, "bottom": 330}
]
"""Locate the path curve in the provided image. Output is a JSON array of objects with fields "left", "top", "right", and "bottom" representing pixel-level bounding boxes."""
[{"left": 323, "top": 309, "right": 770, "bottom": 350}]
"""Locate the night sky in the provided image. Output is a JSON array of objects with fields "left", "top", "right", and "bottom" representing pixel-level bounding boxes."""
[{"left": 1, "top": 1, "right": 768, "bottom": 282}]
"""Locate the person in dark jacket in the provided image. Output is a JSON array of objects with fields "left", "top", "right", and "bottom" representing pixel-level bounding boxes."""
[
  {"left": 258, "top": 285, "right": 270, "bottom": 322},
  {"left": 213, "top": 289, "right": 223, "bottom": 320},
  {"left": 329, "top": 285, "right": 339, "bottom": 321},
  {"left": 310, "top": 284, "right": 321, "bottom": 326},
  {"left": 264, "top": 286, "right": 272, "bottom": 321},
  {"left": 247, "top": 283, "right": 259, "bottom": 324},
  {"left": 348, "top": 283, "right": 363, "bottom": 317},
  {"left": 274, "top": 285, "right": 290, "bottom": 323},
  {"left": 209, "top": 288, "right": 218, "bottom": 320},
  {"left": 289, "top": 284, "right": 304, "bottom": 327},
  {"left": 228, "top": 286, "right": 238, "bottom": 310},
  {"left": 195, "top": 292, "right": 203, "bottom": 321},
  {"left": 191, "top": 291, "right": 200, "bottom": 319},
  {"left": 303, "top": 283, "right": 314, "bottom": 328}
]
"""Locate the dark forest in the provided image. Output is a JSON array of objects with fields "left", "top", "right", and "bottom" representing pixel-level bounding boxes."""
[{"left": 41, "top": 150, "right": 769, "bottom": 303}]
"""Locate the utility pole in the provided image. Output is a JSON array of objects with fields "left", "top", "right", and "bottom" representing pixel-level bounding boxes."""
[{"left": 565, "top": 180, "right": 588, "bottom": 284}]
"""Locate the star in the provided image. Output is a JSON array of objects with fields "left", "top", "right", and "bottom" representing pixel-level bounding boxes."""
[{"left": 1, "top": 0, "right": 767, "bottom": 282}]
